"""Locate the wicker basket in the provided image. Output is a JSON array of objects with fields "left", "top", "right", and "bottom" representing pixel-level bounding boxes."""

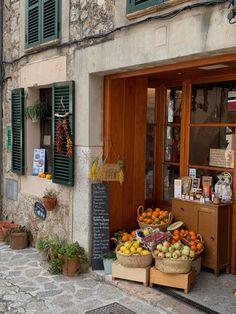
[
  {"left": 115, "top": 244, "right": 153, "bottom": 268},
  {"left": 194, "top": 234, "right": 204, "bottom": 257},
  {"left": 154, "top": 256, "right": 192, "bottom": 274},
  {"left": 137, "top": 205, "right": 173, "bottom": 231}
]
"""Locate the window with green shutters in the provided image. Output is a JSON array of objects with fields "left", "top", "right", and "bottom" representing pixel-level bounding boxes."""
[
  {"left": 52, "top": 81, "right": 74, "bottom": 186},
  {"left": 11, "top": 89, "right": 25, "bottom": 175},
  {"left": 6, "top": 125, "right": 12, "bottom": 151},
  {"left": 127, "top": 0, "right": 164, "bottom": 14},
  {"left": 25, "top": 0, "right": 60, "bottom": 48}
]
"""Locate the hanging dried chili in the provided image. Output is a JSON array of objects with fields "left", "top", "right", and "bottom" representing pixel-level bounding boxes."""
[{"left": 56, "top": 118, "right": 73, "bottom": 157}]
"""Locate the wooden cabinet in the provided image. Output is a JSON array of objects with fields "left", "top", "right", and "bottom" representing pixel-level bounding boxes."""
[{"left": 172, "top": 199, "right": 231, "bottom": 276}]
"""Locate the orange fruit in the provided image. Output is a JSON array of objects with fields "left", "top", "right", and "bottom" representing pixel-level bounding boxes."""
[
  {"left": 155, "top": 208, "right": 160, "bottom": 213},
  {"left": 131, "top": 231, "right": 136, "bottom": 238},
  {"left": 151, "top": 213, "right": 157, "bottom": 220},
  {"left": 191, "top": 245, "right": 197, "bottom": 252},
  {"left": 173, "top": 230, "right": 179, "bottom": 235},
  {"left": 197, "top": 243, "right": 203, "bottom": 251},
  {"left": 191, "top": 235, "right": 197, "bottom": 241},
  {"left": 190, "top": 241, "right": 195, "bottom": 247},
  {"left": 147, "top": 211, "right": 152, "bottom": 217},
  {"left": 142, "top": 212, "right": 147, "bottom": 218},
  {"left": 146, "top": 208, "right": 153, "bottom": 212},
  {"left": 173, "top": 235, "right": 179, "bottom": 241},
  {"left": 121, "top": 235, "right": 129, "bottom": 242},
  {"left": 189, "top": 231, "right": 196, "bottom": 237}
]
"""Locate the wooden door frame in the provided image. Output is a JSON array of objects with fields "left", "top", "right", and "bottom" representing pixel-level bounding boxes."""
[{"left": 104, "top": 54, "right": 236, "bottom": 273}]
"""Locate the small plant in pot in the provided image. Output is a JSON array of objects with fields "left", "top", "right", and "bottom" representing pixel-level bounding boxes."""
[
  {"left": 36, "top": 238, "right": 51, "bottom": 261},
  {"left": 57, "top": 241, "right": 88, "bottom": 277},
  {"left": 42, "top": 189, "right": 57, "bottom": 211},
  {"left": 102, "top": 251, "right": 116, "bottom": 275},
  {"left": 9, "top": 226, "right": 29, "bottom": 250},
  {"left": 25, "top": 100, "right": 48, "bottom": 123}
]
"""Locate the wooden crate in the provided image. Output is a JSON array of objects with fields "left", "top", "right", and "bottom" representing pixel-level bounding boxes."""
[
  {"left": 191, "top": 256, "right": 201, "bottom": 276},
  {"left": 150, "top": 267, "right": 195, "bottom": 294},
  {"left": 112, "top": 261, "right": 151, "bottom": 286}
]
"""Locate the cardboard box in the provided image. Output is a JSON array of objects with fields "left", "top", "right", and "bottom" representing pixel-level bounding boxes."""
[
  {"left": 174, "top": 179, "right": 182, "bottom": 199},
  {"left": 209, "top": 149, "right": 234, "bottom": 169}
]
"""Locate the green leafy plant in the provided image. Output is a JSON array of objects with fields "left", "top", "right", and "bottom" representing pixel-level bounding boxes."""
[
  {"left": 58, "top": 241, "right": 88, "bottom": 264},
  {"left": 48, "top": 258, "right": 63, "bottom": 274},
  {"left": 102, "top": 251, "right": 116, "bottom": 260},
  {"left": 36, "top": 238, "right": 51, "bottom": 251},
  {"left": 43, "top": 189, "right": 57, "bottom": 199},
  {"left": 25, "top": 100, "right": 48, "bottom": 122}
]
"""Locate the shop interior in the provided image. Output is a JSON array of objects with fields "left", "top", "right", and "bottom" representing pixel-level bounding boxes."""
[{"left": 104, "top": 56, "right": 236, "bottom": 313}]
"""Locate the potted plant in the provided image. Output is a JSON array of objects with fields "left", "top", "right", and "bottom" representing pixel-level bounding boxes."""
[
  {"left": 36, "top": 238, "right": 51, "bottom": 261},
  {"left": 25, "top": 100, "right": 48, "bottom": 123},
  {"left": 58, "top": 241, "right": 88, "bottom": 277},
  {"left": 102, "top": 251, "right": 116, "bottom": 275},
  {"left": 9, "top": 226, "right": 29, "bottom": 250},
  {"left": 42, "top": 189, "right": 57, "bottom": 211},
  {"left": 0, "top": 220, "right": 12, "bottom": 240},
  {"left": 48, "top": 258, "right": 63, "bottom": 275},
  {"left": 2, "top": 223, "right": 21, "bottom": 238}
]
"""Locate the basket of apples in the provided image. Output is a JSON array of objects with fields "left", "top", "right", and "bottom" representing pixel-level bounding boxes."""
[{"left": 152, "top": 240, "right": 195, "bottom": 274}]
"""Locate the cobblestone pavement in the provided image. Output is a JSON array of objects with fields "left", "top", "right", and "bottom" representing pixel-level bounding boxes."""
[{"left": 0, "top": 243, "right": 201, "bottom": 314}]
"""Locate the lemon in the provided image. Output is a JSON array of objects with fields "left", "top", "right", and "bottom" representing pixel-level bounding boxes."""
[
  {"left": 143, "top": 228, "right": 150, "bottom": 236},
  {"left": 124, "top": 249, "right": 130, "bottom": 255},
  {"left": 136, "top": 247, "right": 142, "bottom": 253},
  {"left": 119, "top": 246, "right": 125, "bottom": 252},
  {"left": 124, "top": 241, "right": 132, "bottom": 249},
  {"left": 141, "top": 250, "right": 150, "bottom": 255},
  {"left": 130, "top": 246, "right": 136, "bottom": 253},
  {"left": 133, "top": 242, "right": 140, "bottom": 249}
]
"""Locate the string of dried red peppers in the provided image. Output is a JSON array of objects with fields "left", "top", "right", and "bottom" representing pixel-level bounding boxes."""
[{"left": 56, "top": 118, "right": 72, "bottom": 157}]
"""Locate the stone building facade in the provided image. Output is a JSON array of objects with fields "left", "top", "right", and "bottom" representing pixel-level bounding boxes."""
[{"left": 1, "top": 0, "right": 236, "bottom": 258}]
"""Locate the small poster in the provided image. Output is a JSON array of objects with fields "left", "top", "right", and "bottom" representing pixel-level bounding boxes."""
[
  {"left": 101, "top": 164, "right": 120, "bottom": 181},
  {"left": 33, "top": 149, "right": 45, "bottom": 175}
]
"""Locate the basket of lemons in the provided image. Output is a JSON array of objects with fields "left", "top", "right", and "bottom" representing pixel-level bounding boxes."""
[{"left": 115, "top": 240, "right": 153, "bottom": 268}]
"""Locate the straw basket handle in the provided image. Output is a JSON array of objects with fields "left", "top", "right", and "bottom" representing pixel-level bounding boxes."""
[
  {"left": 197, "top": 233, "right": 203, "bottom": 243},
  {"left": 168, "top": 212, "right": 173, "bottom": 221},
  {"left": 137, "top": 205, "right": 144, "bottom": 217}
]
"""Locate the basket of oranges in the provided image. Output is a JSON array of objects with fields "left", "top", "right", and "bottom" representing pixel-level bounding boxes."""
[
  {"left": 170, "top": 229, "right": 204, "bottom": 256},
  {"left": 137, "top": 205, "right": 173, "bottom": 231}
]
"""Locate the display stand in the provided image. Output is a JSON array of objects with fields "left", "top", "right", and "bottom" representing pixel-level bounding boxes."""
[
  {"left": 112, "top": 261, "right": 151, "bottom": 286},
  {"left": 150, "top": 267, "right": 195, "bottom": 294}
]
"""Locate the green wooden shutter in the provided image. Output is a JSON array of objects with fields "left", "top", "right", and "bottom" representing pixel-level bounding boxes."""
[
  {"left": 52, "top": 81, "right": 74, "bottom": 186},
  {"left": 11, "top": 89, "right": 25, "bottom": 175},
  {"left": 25, "top": 0, "right": 41, "bottom": 48},
  {"left": 42, "top": 0, "right": 59, "bottom": 43},
  {"left": 127, "top": 0, "right": 164, "bottom": 14},
  {"left": 6, "top": 125, "right": 12, "bottom": 151}
]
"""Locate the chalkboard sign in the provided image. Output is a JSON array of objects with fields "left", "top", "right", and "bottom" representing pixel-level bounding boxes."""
[
  {"left": 34, "top": 202, "right": 46, "bottom": 220},
  {"left": 91, "top": 183, "right": 109, "bottom": 270}
]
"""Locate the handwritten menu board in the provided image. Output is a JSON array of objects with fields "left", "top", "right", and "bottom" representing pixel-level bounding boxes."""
[{"left": 91, "top": 183, "right": 109, "bottom": 270}]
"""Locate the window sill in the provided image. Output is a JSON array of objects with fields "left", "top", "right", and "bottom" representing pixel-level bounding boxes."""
[
  {"left": 126, "top": 0, "right": 189, "bottom": 20},
  {"left": 21, "top": 175, "right": 56, "bottom": 198},
  {"left": 25, "top": 38, "right": 60, "bottom": 54}
]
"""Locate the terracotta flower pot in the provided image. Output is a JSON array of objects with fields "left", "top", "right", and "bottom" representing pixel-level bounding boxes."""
[
  {"left": 62, "top": 256, "right": 79, "bottom": 277},
  {"left": 2, "top": 224, "right": 21, "bottom": 238},
  {"left": 42, "top": 196, "right": 57, "bottom": 211},
  {"left": 0, "top": 220, "right": 12, "bottom": 240},
  {"left": 10, "top": 232, "right": 28, "bottom": 250}
]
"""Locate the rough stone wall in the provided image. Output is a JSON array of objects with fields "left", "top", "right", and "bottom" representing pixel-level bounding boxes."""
[
  {"left": 70, "top": 0, "right": 114, "bottom": 40},
  {"left": 1, "top": 0, "right": 115, "bottom": 243},
  {"left": 3, "top": 0, "right": 20, "bottom": 61}
]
